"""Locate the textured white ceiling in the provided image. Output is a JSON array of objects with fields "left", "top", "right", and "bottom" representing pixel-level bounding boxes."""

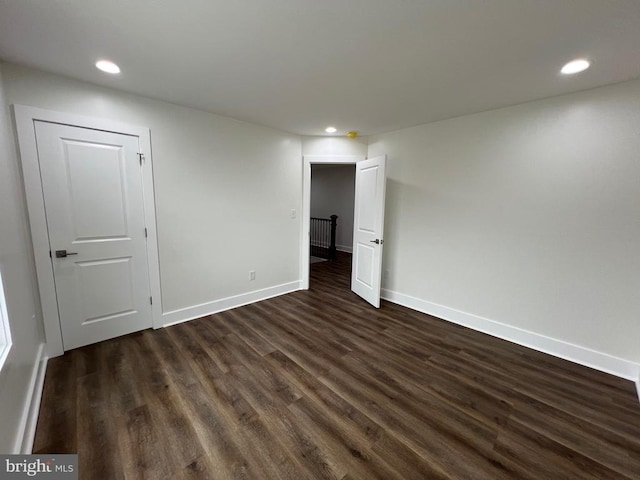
[{"left": 1, "top": 0, "right": 640, "bottom": 135}]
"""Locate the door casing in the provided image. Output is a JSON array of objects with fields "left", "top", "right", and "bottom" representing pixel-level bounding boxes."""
[{"left": 14, "top": 105, "right": 162, "bottom": 357}]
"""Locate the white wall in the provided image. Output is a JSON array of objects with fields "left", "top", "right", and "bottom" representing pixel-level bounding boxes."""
[
  {"left": 0, "top": 63, "right": 46, "bottom": 452},
  {"left": 302, "top": 136, "right": 368, "bottom": 157},
  {"left": 369, "top": 79, "right": 640, "bottom": 368},
  {"left": 1, "top": 63, "right": 302, "bottom": 318},
  {"left": 310, "top": 165, "right": 356, "bottom": 251}
]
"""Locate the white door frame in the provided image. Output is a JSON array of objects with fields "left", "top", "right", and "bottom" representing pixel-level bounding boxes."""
[
  {"left": 300, "top": 154, "right": 364, "bottom": 289},
  {"left": 13, "top": 105, "right": 162, "bottom": 357}
]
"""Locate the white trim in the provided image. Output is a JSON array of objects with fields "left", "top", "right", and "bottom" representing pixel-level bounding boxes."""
[
  {"left": 162, "top": 281, "right": 300, "bottom": 327},
  {"left": 12, "top": 342, "right": 47, "bottom": 454},
  {"left": 301, "top": 155, "right": 364, "bottom": 290},
  {"left": 336, "top": 244, "right": 353, "bottom": 253},
  {"left": 13, "top": 105, "right": 162, "bottom": 356},
  {"left": 381, "top": 288, "right": 640, "bottom": 382},
  {"left": 138, "top": 132, "right": 163, "bottom": 329}
]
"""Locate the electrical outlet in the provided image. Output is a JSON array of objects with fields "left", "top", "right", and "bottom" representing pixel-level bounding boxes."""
[{"left": 249, "top": 270, "right": 256, "bottom": 281}]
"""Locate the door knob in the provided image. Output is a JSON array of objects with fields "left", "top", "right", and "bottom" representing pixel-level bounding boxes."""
[
  {"left": 369, "top": 239, "right": 384, "bottom": 245},
  {"left": 55, "top": 250, "right": 78, "bottom": 258}
]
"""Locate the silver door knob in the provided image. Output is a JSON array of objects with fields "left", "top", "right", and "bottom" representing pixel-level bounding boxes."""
[{"left": 369, "top": 239, "right": 384, "bottom": 245}]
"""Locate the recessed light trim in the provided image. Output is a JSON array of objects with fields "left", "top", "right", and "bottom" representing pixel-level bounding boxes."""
[
  {"left": 325, "top": 126, "right": 337, "bottom": 133},
  {"left": 96, "top": 60, "right": 121, "bottom": 74},
  {"left": 561, "top": 59, "right": 590, "bottom": 75}
]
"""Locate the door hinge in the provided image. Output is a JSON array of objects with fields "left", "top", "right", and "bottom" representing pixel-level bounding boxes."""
[
  {"left": 144, "top": 227, "right": 148, "bottom": 238},
  {"left": 49, "top": 250, "right": 52, "bottom": 258},
  {"left": 150, "top": 296, "right": 153, "bottom": 305},
  {"left": 137, "top": 152, "right": 145, "bottom": 165}
]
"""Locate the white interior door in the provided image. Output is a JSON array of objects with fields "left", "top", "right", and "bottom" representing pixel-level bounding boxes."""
[
  {"left": 351, "top": 155, "right": 387, "bottom": 307},
  {"left": 35, "top": 121, "right": 152, "bottom": 350}
]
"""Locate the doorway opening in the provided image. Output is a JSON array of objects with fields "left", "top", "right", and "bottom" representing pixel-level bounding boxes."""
[
  {"left": 300, "top": 155, "right": 363, "bottom": 290},
  {"left": 301, "top": 154, "right": 387, "bottom": 307},
  {"left": 309, "top": 163, "right": 356, "bottom": 288}
]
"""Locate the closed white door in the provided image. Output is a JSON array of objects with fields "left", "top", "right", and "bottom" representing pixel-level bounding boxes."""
[
  {"left": 35, "top": 121, "right": 152, "bottom": 350},
  {"left": 351, "top": 155, "right": 387, "bottom": 307}
]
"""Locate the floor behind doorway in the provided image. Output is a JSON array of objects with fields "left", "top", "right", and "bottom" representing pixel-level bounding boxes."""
[{"left": 310, "top": 250, "right": 352, "bottom": 291}]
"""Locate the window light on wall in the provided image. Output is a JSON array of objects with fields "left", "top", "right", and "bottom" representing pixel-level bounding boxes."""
[{"left": 0, "top": 271, "right": 12, "bottom": 372}]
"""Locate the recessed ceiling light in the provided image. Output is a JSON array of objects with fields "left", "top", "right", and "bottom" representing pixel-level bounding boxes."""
[
  {"left": 561, "top": 59, "right": 590, "bottom": 75},
  {"left": 95, "top": 60, "right": 121, "bottom": 74},
  {"left": 325, "top": 126, "right": 337, "bottom": 133}
]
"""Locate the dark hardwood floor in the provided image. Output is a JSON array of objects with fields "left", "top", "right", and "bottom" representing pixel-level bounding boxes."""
[{"left": 34, "top": 252, "right": 640, "bottom": 479}]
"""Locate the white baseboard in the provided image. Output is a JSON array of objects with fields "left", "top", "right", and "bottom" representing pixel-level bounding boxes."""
[
  {"left": 336, "top": 244, "right": 353, "bottom": 253},
  {"left": 381, "top": 289, "right": 640, "bottom": 383},
  {"left": 162, "top": 281, "right": 301, "bottom": 327},
  {"left": 13, "top": 342, "right": 48, "bottom": 454}
]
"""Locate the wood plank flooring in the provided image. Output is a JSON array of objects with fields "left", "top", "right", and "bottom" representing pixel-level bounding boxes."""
[{"left": 34, "top": 252, "right": 640, "bottom": 479}]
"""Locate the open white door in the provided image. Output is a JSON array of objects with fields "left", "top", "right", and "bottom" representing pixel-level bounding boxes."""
[{"left": 351, "top": 155, "right": 387, "bottom": 307}]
